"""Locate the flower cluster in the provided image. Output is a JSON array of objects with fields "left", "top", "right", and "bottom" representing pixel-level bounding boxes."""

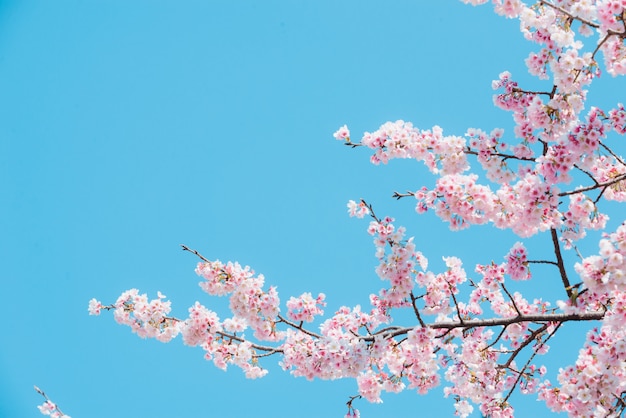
[
  {"left": 367, "top": 215, "right": 426, "bottom": 309},
  {"left": 196, "top": 260, "right": 281, "bottom": 340},
  {"left": 286, "top": 292, "right": 326, "bottom": 322},
  {"left": 504, "top": 242, "right": 531, "bottom": 280},
  {"left": 37, "top": 400, "right": 70, "bottom": 418},
  {"left": 540, "top": 292, "right": 626, "bottom": 416},
  {"left": 104, "top": 289, "right": 180, "bottom": 343},
  {"left": 575, "top": 222, "right": 626, "bottom": 297}
]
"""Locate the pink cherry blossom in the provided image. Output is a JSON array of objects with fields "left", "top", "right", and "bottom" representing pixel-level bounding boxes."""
[{"left": 90, "top": 1, "right": 626, "bottom": 416}]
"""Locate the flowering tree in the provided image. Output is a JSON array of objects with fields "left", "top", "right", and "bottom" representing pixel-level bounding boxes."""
[{"left": 80, "top": 1, "right": 626, "bottom": 417}]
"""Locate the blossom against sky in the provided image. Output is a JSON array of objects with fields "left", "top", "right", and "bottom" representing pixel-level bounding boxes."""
[{"left": 2, "top": 1, "right": 626, "bottom": 417}]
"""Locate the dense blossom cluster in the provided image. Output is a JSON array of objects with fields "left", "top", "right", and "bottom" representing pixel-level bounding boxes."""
[
  {"left": 286, "top": 292, "right": 327, "bottom": 322},
  {"left": 89, "top": 1, "right": 626, "bottom": 417}
]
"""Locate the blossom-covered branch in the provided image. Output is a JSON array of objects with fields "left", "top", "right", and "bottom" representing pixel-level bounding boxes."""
[
  {"left": 92, "top": 1, "right": 626, "bottom": 416},
  {"left": 34, "top": 386, "right": 70, "bottom": 418}
]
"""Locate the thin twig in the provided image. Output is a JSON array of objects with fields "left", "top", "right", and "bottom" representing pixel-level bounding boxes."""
[
  {"left": 502, "top": 322, "right": 561, "bottom": 404},
  {"left": 502, "top": 324, "right": 549, "bottom": 369},
  {"left": 527, "top": 260, "right": 558, "bottom": 266},
  {"left": 277, "top": 314, "right": 322, "bottom": 339},
  {"left": 34, "top": 386, "right": 69, "bottom": 417},
  {"left": 180, "top": 244, "right": 211, "bottom": 263},
  {"left": 500, "top": 283, "right": 522, "bottom": 317}
]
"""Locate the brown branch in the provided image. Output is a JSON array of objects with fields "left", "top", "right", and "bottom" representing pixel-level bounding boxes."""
[
  {"left": 393, "top": 191, "right": 415, "bottom": 200},
  {"left": 528, "top": 259, "right": 558, "bottom": 266},
  {"left": 484, "top": 325, "right": 509, "bottom": 350},
  {"left": 253, "top": 348, "right": 283, "bottom": 358},
  {"left": 502, "top": 322, "right": 562, "bottom": 404},
  {"left": 502, "top": 324, "right": 549, "bottom": 369},
  {"left": 600, "top": 140, "right": 626, "bottom": 167},
  {"left": 277, "top": 314, "right": 322, "bottom": 339},
  {"left": 180, "top": 244, "right": 211, "bottom": 263},
  {"left": 464, "top": 147, "right": 535, "bottom": 162},
  {"left": 510, "top": 87, "right": 553, "bottom": 96},
  {"left": 360, "top": 199, "right": 382, "bottom": 224},
  {"left": 344, "top": 141, "right": 363, "bottom": 148},
  {"left": 573, "top": 164, "right": 600, "bottom": 186},
  {"left": 410, "top": 291, "right": 426, "bottom": 327},
  {"left": 364, "top": 311, "right": 603, "bottom": 341},
  {"left": 551, "top": 228, "right": 572, "bottom": 298},
  {"left": 539, "top": 0, "right": 599, "bottom": 28},
  {"left": 215, "top": 330, "right": 282, "bottom": 353},
  {"left": 34, "top": 386, "right": 69, "bottom": 417},
  {"left": 500, "top": 283, "right": 522, "bottom": 317},
  {"left": 559, "top": 173, "right": 626, "bottom": 197},
  {"left": 448, "top": 283, "right": 466, "bottom": 325}
]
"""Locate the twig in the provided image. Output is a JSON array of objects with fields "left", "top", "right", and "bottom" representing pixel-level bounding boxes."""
[
  {"left": 393, "top": 191, "right": 415, "bottom": 200},
  {"left": 500, "top": 283, "right": 522, "bottom": 317},
  {"left": 502, "top": 324, "right": 549, "bottom": 369},
  {"left": 277, "top": 314, "right": 322, "bottom": 339},
  {"left": 527, "top": 260, "right": 558, "bottom": 266},
  {"left": 34, "top": 386, "right": 69, "bottom": 417},
  {"left": 180, "top": 244, "right": 211, "bottom": 263},
  {"left": 502, "top": 322, "right": 561, "bottom": 404}
]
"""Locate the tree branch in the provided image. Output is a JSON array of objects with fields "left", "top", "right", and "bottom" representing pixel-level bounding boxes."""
[
  {"left": 34, "top": 386, "right": 69, "bottom": 417},
  {"left": 364, "top": 311, "right": 604, "bottom": 341},
  {"left": 181, "top": 244, "right": 211, "bottom": 263},
  {"left": 550, "top": 228, "right": 572, "bottom": 298},
  {"left": 539, "top": 0, "right": 599, "bottom": 28}
]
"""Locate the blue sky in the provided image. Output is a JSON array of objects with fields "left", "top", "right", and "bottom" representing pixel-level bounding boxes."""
[{"left": 2, "top": 1, "right": 626, "bottom": 417}]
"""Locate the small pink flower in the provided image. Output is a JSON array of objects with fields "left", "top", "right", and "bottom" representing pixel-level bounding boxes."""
[
  {"left": 333, "top": 125, "right": 350, "bottom": 141},
  {"left": 88, "top": 298, "right": 102, "bottom": 316}
]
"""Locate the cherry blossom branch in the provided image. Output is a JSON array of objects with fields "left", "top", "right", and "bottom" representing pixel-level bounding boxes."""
[
  {"left": 410, "top": 291, "right": 426, "bottom": 327},
  {"left": 180, "top": 244, "right": 211, "bottom": 263},
  {"left": 34, "top": 386, "right": 70, "bottom": 418},
  {"left": 464, "top": 147, "right": 535, "bottom": 162},
  {"left": 251, "top": 348, "right": 283, "bottom": 358},
  {"left": 592, "top": 29, "right": 626, "bottom": 62},
  {"left": 449, "top": 282, "right": 466, "bottom": 325},
  {"left": 502, "top": 322, "right": 561, "bottom": 404},
  {"left": 550, "top": 229, "right": 572, "bottom": 298},
  {"left": 527, "top": 259, "right": 558, "bottom": 267},
  {"left": 484, "top": 325, "right": 509, "bottom": 350},
  {"left": 365, "top": 311, "right": 603, "bottom": 341},
  {"left": 610, "top": 393, "right": 626, "bottom": 417},
  {"left": 392, "top": 191, "right": 414, "bottom": 200},
  {"left": 573, "top": 164, "right": 600, "bottom": 187},
  {"left": 501, "top": 324, "right": 550, "bottom": 369},
  {"left": 510, "top": 87, "right": 553, "bottom": 96},
  {"left": 345, "top": 394, "right": 362, "bottom": 417},
  {"left": 215, "top": 330, "right": 282, "bottom": 353},
  {"left": 343, "top": 141, "right": 363, "bottom": 148},
  {"left": 559, "top": 173, "right": 626, "bottom": 197},
  {"left": 500, "top": 283, "right": 522, "bottom": 317},
  {"left": 600, "top": 140, "right": 626, "bottom": 167},
  {"left": 276, "top": 314, "right": 322, "bottom": 339},
  {"left": 98, "top": 303, "right": 283, "bottom": 353},
  {"left": 538, "top": 0, "right": 599, "bottom": 29}
]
